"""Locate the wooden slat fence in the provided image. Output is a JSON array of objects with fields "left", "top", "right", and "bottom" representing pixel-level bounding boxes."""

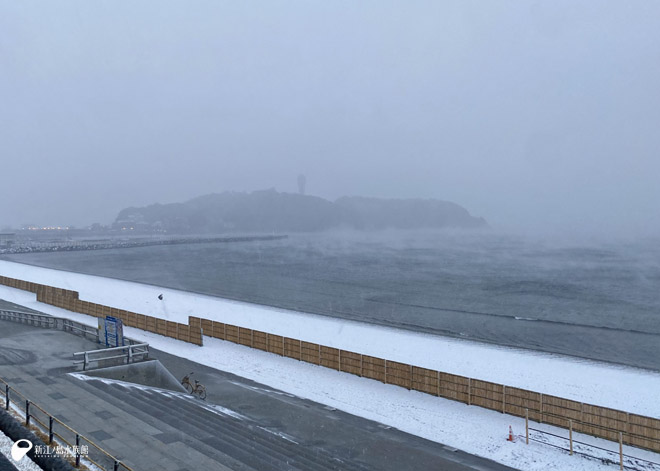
[
  {"left": 1, "top": 275, "right": 659, "bottom": 454},
  {"left": 186, "top": 314, "right": 660, "bottom": 454}
]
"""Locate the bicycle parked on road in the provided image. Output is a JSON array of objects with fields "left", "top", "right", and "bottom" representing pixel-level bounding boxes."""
[{"left": 181, "top": 372, "right": 207, "bottom": 400}]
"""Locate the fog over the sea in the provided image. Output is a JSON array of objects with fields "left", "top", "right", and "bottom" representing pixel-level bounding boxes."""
[{"left": 1, "top": 1, "right": 659, "bottom": 236}]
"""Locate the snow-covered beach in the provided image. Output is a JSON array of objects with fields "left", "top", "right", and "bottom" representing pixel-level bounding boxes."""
[{"left": 1, "top": 259, "right": 659, "bottom": 471}]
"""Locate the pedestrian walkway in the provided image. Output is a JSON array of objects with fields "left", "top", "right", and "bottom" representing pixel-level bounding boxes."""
[{"left": 0, "top": 310, "right": 517, "bottom": 470}]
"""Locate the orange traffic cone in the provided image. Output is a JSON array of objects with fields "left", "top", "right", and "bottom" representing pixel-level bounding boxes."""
[{"left": 507, "top": 425, "right": 514, "bottom": 442}]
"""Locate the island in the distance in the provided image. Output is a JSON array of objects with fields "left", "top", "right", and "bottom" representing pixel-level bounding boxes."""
[{"left": 113, "top": 189, "right": 487, "bottom": 233}]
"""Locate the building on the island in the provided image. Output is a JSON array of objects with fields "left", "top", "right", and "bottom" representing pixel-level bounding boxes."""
[{"left": 0, "top": 233, "right": 16, "bottom": 247}]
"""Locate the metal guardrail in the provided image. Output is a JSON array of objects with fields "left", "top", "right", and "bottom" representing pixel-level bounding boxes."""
[
  {"left": 0, "top": 309, "right": 144, "bottom": 470},
  {"left": 525, "top": 408, "right": 660, "bottom": 457},
  {"left": 0, "top": 309, "right": 98, "bottom": 341},
  {"left": 0, "top": 309, "right": 143, "bottom": 346},
  {"left": 1, "top": 376, "right": 133, "bottom": 471},
  {"left": 0, "top": 309, "right": 58, "bottom": 328},
  {"left": 521, "top": 409, "right": 660, "bottom": 471},
  {"left": 73, "top": 343, "right": 149, "bottom": 371},
  {"left": 1, "top": 307, "right": 149, "bottom": 369},
  {"left": 526, "top": 428, "right": 660, "bottom": 471}
]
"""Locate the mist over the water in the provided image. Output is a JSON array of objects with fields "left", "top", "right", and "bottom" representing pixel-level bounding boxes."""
[
  {"left": 7, "top": 230, "right": 660, "bottom": 370},
  {"left": 1, "top": 1, "right": 660, "bottom": 236}
]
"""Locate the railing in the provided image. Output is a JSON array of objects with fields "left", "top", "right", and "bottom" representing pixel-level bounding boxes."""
[
  {"left": 62, "top": 318, "right": 99, "bottom": 339},
  {"left": 0, "top": 309, "right": 59, "bottom": 329},
  {"left": 521, "top": 409, "right": 660, "bottom": 471},
  {"left": 0, "top": 309, "right": 99, "bottom": 342},
  {"left": 73, "top": 343, "right": 149, "bottom": 371},
  {"left": 1, "top": 376, "right": 133, "bottom": 471},
  {"left": 0, "top": 309, "right": 143, "bottom": 346}
]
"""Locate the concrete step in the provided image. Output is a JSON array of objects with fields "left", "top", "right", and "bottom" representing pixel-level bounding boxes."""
[
  {"left": 76, "top": 377, "right": 369, "bottom": 471},
  {"left": 67, "top": 375, "right": 249, "bottom": 471},
  {"left": 115, "top": 383, "right": 368, "bottom": 471}
]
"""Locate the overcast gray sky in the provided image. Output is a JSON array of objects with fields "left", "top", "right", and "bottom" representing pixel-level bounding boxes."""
[{"left": 1, "top": 1, "right": 659, "bottom": 235}]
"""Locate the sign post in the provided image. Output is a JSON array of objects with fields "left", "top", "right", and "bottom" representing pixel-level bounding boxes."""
[
  {"left": 98, "top": 317, "right": 106, "bottom": 345},
  {"left": 99, "top": 316, "right": 124, "bottom": 347}
]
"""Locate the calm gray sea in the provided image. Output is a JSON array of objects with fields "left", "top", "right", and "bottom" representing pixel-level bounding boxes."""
[{"left": 5, "top": 232, "right": 660, "bottom": 370}]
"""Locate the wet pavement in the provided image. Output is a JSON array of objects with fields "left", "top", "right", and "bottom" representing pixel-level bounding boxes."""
[{"left": 0, "top": 301, "right": 517, "bottom": 471}]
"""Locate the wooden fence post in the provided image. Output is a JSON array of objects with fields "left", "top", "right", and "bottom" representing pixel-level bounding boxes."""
[
  {"left": 569, "top": 420, "right": 573, "bottom": 455},
  {"left": 540, "top": 394, "right": 543, "bottom": 423},
  {"left": 468, "top": 378, "right": 471, "bottom": 406},
  {"left": 502, "top": 386, "right": 506, "bottom": 413},
  {"left": 619, "top": 432, "right": 623, "bottom": 470}
]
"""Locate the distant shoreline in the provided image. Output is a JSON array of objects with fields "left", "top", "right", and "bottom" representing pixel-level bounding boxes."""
[{"left": 0, "top": 234, "right": 288, "bottom": 255}]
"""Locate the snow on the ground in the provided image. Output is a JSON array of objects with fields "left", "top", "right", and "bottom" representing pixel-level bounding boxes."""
[
  {"left": 0, "top": 430, "right": 42, "bottom": 471},
  {"left": 2, "top": 260, "right": 660, "bottom": 471},
  {"left": 1, "top": 260, "right": 659, "bottom": 418}
]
